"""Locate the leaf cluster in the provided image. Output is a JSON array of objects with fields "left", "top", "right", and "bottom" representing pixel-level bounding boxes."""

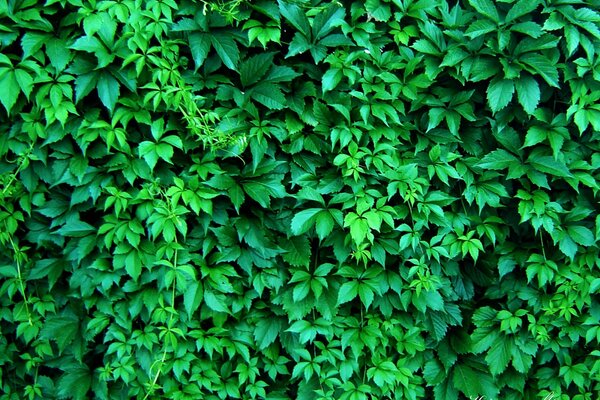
[{"left": 1, "top": 0, "right": 600, "bottom": 399}]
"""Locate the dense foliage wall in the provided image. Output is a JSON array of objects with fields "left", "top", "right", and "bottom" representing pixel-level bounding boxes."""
[{"left": 1, "top": 0, "right": 600, "bottom": 399}]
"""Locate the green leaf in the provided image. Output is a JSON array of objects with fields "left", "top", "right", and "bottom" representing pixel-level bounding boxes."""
[
  {"left": 471, "top": 328, "right": 500, "bottom": 354},
  {"left": 487, "top": 78, "right": 514, "bottom": 113},
  {"left": 337, "top": 280, "right": 359, "bottom": 305},
  {"left": 125, "top": 249, "right": 141, "bottom": 281},
  {"left": 278, "top": 0, "right": 310, "bottom": 36},
  {"left": 365, "top": 0, "right": 392, "bottom": 22},
  {"left": 250, "top": 82, "right": 286, "bottom": 110},
  {"left": 486, "top": 338, "right": 513, "bottom": 376},
  {"left": 291, "top": 208, "right": 322, "bottom": 235},
  {"left": 528, "top": 155, "right": 571, "bottom": 177},
  {"left": 57, "top": 367, "right": 91, "bottom": 400},
  {"left": 40, "top": 313, "right": 79, "bottom": 353},
  {"left": 254, "top": 318, "right": 282, "bottom": 349},
  {"left": 559, "top": 235, "right": 578, "bottom": 260},
  {"left": 263, "top": 65, "right": 300, "bottom": 83},
  {"left": 522, "top": 126, "right": 546, "bottom": 148},
  {"left": 21, "top": 32, "right": 47, "bottom": 58},
  {"left": 156, "top": 143, "right": 174, "bottom": 163},
  {"left": 184, "top": 281, "right": 203, "bottom": 318},
  {"left": 468, "top": 0, "right": 500, "bottom": 23},
  {"left": 348, "top": 217, "right": 369, "bottom": 245},
  {"left": 423, "top": 358, "right": 445, "bottom": 385},
  {"left": 322, "top": 68, "right": 343, "bottom": 93},
  {"left": 520, "top": 53, "right": 560, "bottom": 88},
  {"left": 505, "top": 0, "right": 540, "bottom": 23},
  {"left": 204, "top": 289, "right": 229, "bottom": 313},
  {"left": 240, "top": 53, "right": 274, "bottom": 87},
  {"left": 189, "top": 32, "right": 211, "bottom": 69},
  {"left": 465, "top": 19, "right": 497, "bottom": 39},
  {"left": 56, "top": 219, "right": 96, "bottom": 237},
  {"left": 315, "top": 210, "right": 335, "bottom": 240},
  {"left": 286, "top": 32, "right": 312, "bottom": 58},
  {"left": 590, "top": 278, "right": 600, "bottom": 294},
  {"left": 47, "top": 38, "right": 71, "bottom": 71},
  {"left": 242, "top": 174, "right": 285, "bottom": 207},
  {"left": 515, "top": 75, "right": 540, "bottom": 115},
  {"left": 452, "top": 364, "right": 480, "bottom": 397},
  {"left": 452, "top": 363, "right": 498, "bottom": 398},
  {"left": 210, "top": 32, "right": 239, "bottom": 70},
  {"left": 434, "top": 378, "right": 459, "bottom": 400},
  {"left": 15, "top": 69, "right": 33, "bottom": 99},
  {"left": 281, "top": 236, "right": 312, "bottom": 267},
  {"left": 477, "top": 149, "right": 520, "bottom": 170},
  {"left": 96, "top": 73, "right": 119, "bottom": 112},
  {"left": 567, "top": 225, "right": 595, "bottom": 246},
  {"left": 498, "top": 256, "right": 516, "bottom": 278},
  {"left": 0, "top": 69, "right": 19, "bottom": 113},
  {"left": 312, "top": 6, "right": 345, "bottom": 40},
  {"left": 139, "top": 141, "right": 159, "bottom": 170}
]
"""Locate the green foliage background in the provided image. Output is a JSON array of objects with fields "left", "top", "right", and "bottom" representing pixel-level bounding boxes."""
[{"left": 1, "top": 0, "right": 600, "bottom": 399}]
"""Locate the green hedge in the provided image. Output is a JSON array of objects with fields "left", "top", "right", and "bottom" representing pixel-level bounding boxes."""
[{"left": 1, "top": 0, "right": 600, "bottom": 399}]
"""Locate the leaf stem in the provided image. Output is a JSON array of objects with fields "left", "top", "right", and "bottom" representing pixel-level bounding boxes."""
[
  {"left": 143, "top": 191, "right": 180, "bottom": 400},
  {"left": 8, "top": 236, "right": 32, "bottom": 326},
  {"left": 539, "top": 231, "right": 546, "bottom": 260}
]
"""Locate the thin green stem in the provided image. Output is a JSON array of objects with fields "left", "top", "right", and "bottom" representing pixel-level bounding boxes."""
[
  {"left": 1, "top": 142, "right": 34, "bottom": 197},
  {"left": 9, "top": 236, "right": 32, "bottom": 326},
  {"left": 540, "top": 231, "right": 547, "bottom": 260},
  {"left": 144, "top": 191, "right": 179, "bottom": 400}
]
